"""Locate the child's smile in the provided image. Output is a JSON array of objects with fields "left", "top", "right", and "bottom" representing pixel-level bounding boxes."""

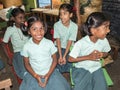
[{"left": 29, "top": 21, "right": 45, "bottom": 44}]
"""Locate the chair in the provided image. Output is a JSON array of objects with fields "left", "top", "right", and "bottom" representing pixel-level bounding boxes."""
[
  {"left": 0, "top": 78, "right": 12, "bottom": 90},
  {"left": 70, "top": 58, "right": 114, "bottom": 87}
]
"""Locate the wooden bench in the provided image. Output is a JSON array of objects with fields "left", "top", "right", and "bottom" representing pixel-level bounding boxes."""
[{"left": 0, "top": 78, "right": 12, "bottom": 90}]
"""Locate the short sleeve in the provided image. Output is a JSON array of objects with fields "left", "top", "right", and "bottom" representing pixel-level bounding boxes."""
[
  {"left": 69, "top": 42, "right": 81, "bottom": 58},
  {"left": 50, "top": 41, "right": 57, "bottom": 55},
  {"left": 69, "top": 25, "right": 78, "bottom": 41},
  {"left": 3, "top": 27, "right": 12, "bottom": 43},
  {"left": 20, "top": 44, "right": 29, "bottom": 57},
  {"left": 53, "top": 23, "right": 60, "bottom": 39},
  {"left": 102, "top": 38, "right": 111, "bottom": 52}
]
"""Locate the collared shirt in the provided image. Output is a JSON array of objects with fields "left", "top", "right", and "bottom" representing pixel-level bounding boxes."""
[
  {"left": 21, "top": 38, "right": 57, "bottom": 75},
  {"left": 69, "top": 35, "right": 111, "bottom": 73},
  {"left": 54, "top": 20, "right": 78, "bottom": 49},
  {"left": 3, "top": 25, "right": 29, "bottom": 52}
]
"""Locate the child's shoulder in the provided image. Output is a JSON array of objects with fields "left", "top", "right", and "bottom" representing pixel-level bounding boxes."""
[
  {"left": 54, "top": 20, "right": 61, "bottom": 25},
  {"left": 75, "top": 36, "right": 88, "bottom": 44},
  {"left": 6, "top": 25, "right": 15, "bottom": 31},
  {"left": 44, "top": 38, "right": 53, "bottom": 44},
  {"left": 5, "top": 26, "right": 15, "bottom": 34},
  {"left": 70, "top": 21, "right": 78, "bottom": 29}
]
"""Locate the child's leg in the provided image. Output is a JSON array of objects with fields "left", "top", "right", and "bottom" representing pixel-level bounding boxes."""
[
  {"left": 46, "top": 69, "right": 71, "bottom": 90},
  {"left": 56, "top": 48, "right": 72, "bottom": 83},
  {"left": 13, "top": 52, "right": 27, "bottom": 79},
  {"left": 72, "top": 68, "right": 92, "bottom": 90},
  {"left": 20, "top": 72, "right": 43, "bottom": 90},
  {"left": 92, "top": 68, "right": 108, "bottom": 90}
]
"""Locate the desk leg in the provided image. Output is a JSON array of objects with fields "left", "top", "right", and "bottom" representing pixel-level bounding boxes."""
[{"left": 43, "top": 14, "right": 46, "bottom": 23}]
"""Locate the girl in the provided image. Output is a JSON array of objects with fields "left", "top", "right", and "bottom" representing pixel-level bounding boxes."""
[
  {"left": 53, "top": 3, "right": 78, "bottom": 79},
  {"left": 69, "top": 12, "right": 111, "bottom": 90},
  {"left": 2, "top": 8, "right": 29, "bottom": 79},
  {"left": 20, "top": 16, "right": 70, "bottom": 90}
]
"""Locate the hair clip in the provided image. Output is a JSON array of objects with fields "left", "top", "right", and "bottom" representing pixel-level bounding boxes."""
[
  {"left": 24, "top": 21, "right": 28, "bottom": 27},
  {"left": 72, "top": 6, "right": 76, "bottom": 12}
]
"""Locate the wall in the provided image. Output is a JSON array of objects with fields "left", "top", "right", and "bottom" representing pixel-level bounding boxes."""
[{"left": 102, "top": 0, "right": 120, "bottom": 42}]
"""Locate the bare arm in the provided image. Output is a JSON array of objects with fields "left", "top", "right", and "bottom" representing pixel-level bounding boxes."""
[
  {"left": 69, "top": 50, "right": 107, "bottom": 63},
  {"left": 56, "top": 38, "right": 63, "bottom": 64},
  {"left": 23, "top": 57, "right": 44, "bottom": 87},
  {"left": 63, "top": 40, "right": 72, "bottom": 58},
  {"left": 56, "top": 38, "right": 62, "bottom": 57},
  {"left": 44, "top": 53, "right": 57, "bottom": 78},
  {"left": 23, "top": 57, "right": 36, "bottom": 77},
  {"left": 62, "top": 40, "right": 72, "bottom": 64},
  {"left": 1, "top": 42, "right": 13, "bottom": 65},
  {"left": 42, "top": 53, "right": 57, "bottom": 87}
]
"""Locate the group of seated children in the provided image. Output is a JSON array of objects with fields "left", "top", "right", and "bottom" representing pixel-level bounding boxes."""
[{"left": 2, "top": 3, "right": 111, "bottom": 90}]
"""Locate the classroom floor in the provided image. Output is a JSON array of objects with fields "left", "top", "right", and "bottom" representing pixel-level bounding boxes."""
[{"left": 0, "top": 32, "right": 120, "bottom": 90}]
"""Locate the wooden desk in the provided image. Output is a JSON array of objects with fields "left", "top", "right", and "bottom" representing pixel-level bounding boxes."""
[
  {"left": 43, "top": 9, "right": 59, "bottom": 23},
  {"left": 32, "top": 8, "right": 59, "bottom": 28},
  {"left": 31, "top": 8, "right": 49, "bottom": 19},
  {"left": 32, "top": 8, "right": 59, "bottom": 22}
]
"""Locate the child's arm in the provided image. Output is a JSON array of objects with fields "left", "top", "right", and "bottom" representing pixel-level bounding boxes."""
[
  {"left": 45, "top": 53, "right": 57, "bottom": 78},
  {"left": 69, "top": 50, "right": 104, "bottom": 62},
  {"left": 1, "top": 42, "right": 12, "bottom": 65},
  {"left": 23, "top": 57, "right": 44, "bottom": 87},
  {"left": 99, "top": 52, "right": 109, "bottom": 58},
  {"left": 56, "top": 38, "right": 62, "bottom": 64},
  {"left": 62, "top": 40, "right": 72, "bottom": 64},
  {"left": 43, "top": 53, "right": 57, "bottom": 87}
]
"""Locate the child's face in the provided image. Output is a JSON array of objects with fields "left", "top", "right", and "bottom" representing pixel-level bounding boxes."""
[
  {"left": 59, "top": 9, "right": 72, "bottom": 26},
  {"left": 14, "top": 13, "right": 25, "bottom": 27},
  {"left": 91, "top": 21, "right": 110, "bottom": 40},
  {"left": 29, "top": 21, "right": 45, "bottom": 44}
]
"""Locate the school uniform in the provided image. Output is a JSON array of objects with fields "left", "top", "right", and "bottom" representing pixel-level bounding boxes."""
[
  {"left": 3, "top": 25, "right": 29, "bottom": 79},
  {"left": 20, "top": 37, "right": 70, "bottom": 90},
  {"left": 54, "top": 20, "right": 78, "bottom": 73},
  {"left": 69, "top": 35, "right": 111, "bottom": 90}
]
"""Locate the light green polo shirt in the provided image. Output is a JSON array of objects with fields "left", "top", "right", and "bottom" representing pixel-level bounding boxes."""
[
  {"left": 54, "top": 20, "right": 78, "bottom": 49},
  {"left": 3, "top": 25, "right": 29, "bottom": 52},
  {"left": 69, "top": 35, "right": 111, "bottom": 73},
  {"left": 21, "top": 38, "right": 57, "bottom": 75}
]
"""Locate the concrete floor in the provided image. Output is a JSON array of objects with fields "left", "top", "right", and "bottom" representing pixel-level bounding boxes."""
[{"left": 0, "top": 32, "right": 120, "bottom": 90}]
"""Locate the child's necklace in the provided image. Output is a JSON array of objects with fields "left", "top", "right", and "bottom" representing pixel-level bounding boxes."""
[{"left": 16, "top": 27, "right": 23, "bottom": 40}]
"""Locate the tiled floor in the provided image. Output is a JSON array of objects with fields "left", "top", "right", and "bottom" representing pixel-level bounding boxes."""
[{"left": 0, "top": 32, "right": 120, "bottom": 90}]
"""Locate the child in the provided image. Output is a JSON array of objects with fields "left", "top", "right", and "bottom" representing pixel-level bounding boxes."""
[
  {"left": 53, "top": 3, "right": 78, "bottom": 78},
  {"left": 69, "top": 12, "right": 111, "bottom": 90},
  {"left": 2, "top": 8, "right": 29, "bottom": 79},
  {"left": 20, "top": 16, "right": 71, "bottom": 90}
]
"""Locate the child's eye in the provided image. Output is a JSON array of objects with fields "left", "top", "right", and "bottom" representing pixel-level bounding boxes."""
[
  {"left": 40, "top": 27, "right": 44, "bottom": 30},
  {"left": 33, "top": 27, "right": 37, "bottom": 31}
]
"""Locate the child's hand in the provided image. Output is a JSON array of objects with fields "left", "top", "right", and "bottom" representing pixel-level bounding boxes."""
[
  {"left": 88, "top": 50, "right": 103, "bottom": 60},
  {"left": 34, "top": 74, "right": 45, "bottom": 87},
  {"left": 62, "top": 57, "right": 66, "bottom": 65},
  {"left": 41, "top": 74, "right": 49, "bottom": 88},
  {"left": 58, "top": 57, "right": 66, "bottom": 65},
  {"left": 58, "top": 57, "right": 63, "bottom": 65}
]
